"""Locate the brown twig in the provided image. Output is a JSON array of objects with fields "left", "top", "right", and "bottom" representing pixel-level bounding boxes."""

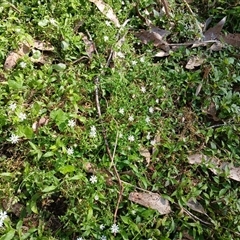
[{"left": 158, "top": 0, "right": 170, "bottom": 17}]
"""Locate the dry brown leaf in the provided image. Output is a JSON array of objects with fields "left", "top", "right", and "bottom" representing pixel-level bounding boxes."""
[
  {"left": 89, "top": 0, "right": 120, "bottom": 27},
  {"left": 203, "top": 100, "right": 219, "bottom": 121},
  {"left": 33, "top": 40, "right": 54, "bottom": 51},
  {"left": 154, "top": 50, "right": 170, "bottom": 57},
  {"left": 185, "top": 56, "right": 204, "bottom": 69},
  {"left": 188, "top": 153, "right": 240, "bottom": 182},
  {"left": 139, "top": 147, "right": 151, "bottom": 166},
  {"left": 135, "top": 27, "right": 170, "bottom": 51},
  {"left": 80, "top": 33, "right": 95, "bottom": 58},
  {"left": 220, "top": 33, "right": 240, "bottom": 48},
  {"left": 203, "top": 16, "right": 227, "bottom": 41},
  {"left": 32, "top": 117, "right": 49, "bottom": 132},
  {"left": 209, "top": 41, "right": 223, "bottom": 51},
  {"left": 4, "top": 43, "right": 31, "bottom": 70},
  {"left": 187, "top": 198, "right": 207, "bottom": 215},
  {"left": 129, "top": 191, "right": 171, "bottom": 215}
]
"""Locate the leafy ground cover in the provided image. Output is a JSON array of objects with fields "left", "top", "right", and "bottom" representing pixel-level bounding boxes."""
[{"left": 0, "top": 0, "right": 240, "bottom": 239}]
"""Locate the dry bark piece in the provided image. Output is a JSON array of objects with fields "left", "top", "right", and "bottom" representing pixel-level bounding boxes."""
[
  {"left": 80, "top": 33, "right": 96, "bottom": 59},
  {"left": 89, "top": 0, "right": 120, "bottom": 27},
  {"left": 185, "top": 56, "right": 204, "bottom": 69},
  {"left": 129, "top": 191, "right": 171, "bottom": 215},
  {"left": 33, "top": 40, "right": 54, "bottom": 51}
]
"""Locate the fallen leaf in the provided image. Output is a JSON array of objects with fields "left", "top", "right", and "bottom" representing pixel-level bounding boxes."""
[
  {"left": 129, "top": 191, "right": 171, "bottom": 215},
  {"left": 89, "top": 0, "right": 120, "bottom": 27},
  {"left": 188, "top": 152, "right": 240, "bottom": 182},
  {"left": 187, "top": 198, "right": 207, "bottom": 215},
  {"left": 135, "top": 26, "right": 170, "bottom": 51},
  {"left": 185, "top": 56, "right": 204, "bottom": 69},
  {"left": 4, "top": 43, "right": 31, "bottom": 70},
  {"left": 139, "top": 147, "right": 151, "bottom": 166},
  {"left": 209, "top": 41, "right": 223, "bottom": 51},
  {"left": 80, "top": 33, "right": 95, "bottom": 58},
  {"left": 203, "top": 16, "right": 227, "bottom": 41},
  {"left": 203, "top": 100, "right": 219, "bottom": 121},
  {"left": 32, "top": 117, "right": 49, "bottom": 132},
  {"left": 154, "top": 50, "right": 170, "bottom": 57},
  {"left": 221, "top": 33, "right": 240, "bottom": 48},
  {"left": 33, "top": 40, "right": 54, "bottom": 51}
]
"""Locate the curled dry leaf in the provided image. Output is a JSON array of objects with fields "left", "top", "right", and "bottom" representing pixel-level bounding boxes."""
[
  {"left": 186, "top": 56, "right": 205, "bottom": 69},
  {"left": 129, "top": 191, "right": 171, "bottom": 215},
  {"left": 89, "top": 0, "right": 120, "bottom": 27},
  {"left": 187, "top": 198, "right": 207, "bottom": 215},
  {"left": 4, "top": 43, "right": 31, "bottom": 70},
  {"left": 139, "top": 147, "right": 151, "bottom": 166},
  {"left": 32, "top": 117, "right": 49, "bottom": 132}
]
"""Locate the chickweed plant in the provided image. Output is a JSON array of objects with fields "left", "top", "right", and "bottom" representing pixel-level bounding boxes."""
[{"left": 0, "top": 0, "right": 240, "bottom": 239}]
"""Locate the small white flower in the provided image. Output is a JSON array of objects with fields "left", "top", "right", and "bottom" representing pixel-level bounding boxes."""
[
  {"left": 116, "top": 52, "right": 124, "bottom": 58},
  {"left": 148, "top": 238, "right": 153, "bottom": 240},
  {"left": 156, "top": 99, "right": 159, "bottom": 104},
  {"left": 100, "top": 224, "right": 105, "bottom": 230},
  {"left": 150, "top": 140, "right": 156, "bottom": 146},
  {"left": 94, "top": 195, "right": 99, "bottom": 201},
  {"left": 90, "top": 126, "right": 97, "bottom": 138},
  {"left": 76, "top": 238, "right": 83, "bottom": 240},
  {"left": 68, "top": 119, "right": 76, "bottom": 128},
  {"left": 145, "top": 116, "right": 150, "bottom": 123},
  {"left": 118, "top": 133, "right": 123, "bottom": 138},
  {"left": 132, "top": 60, "right": 137, "bottom": 65},
  {"left": 140, "top": 57, "right": 145, "bottom": 62},
  {"left": 67, "top": 147, "right": 74, "bottom": 155},
  {"left": 90, "top": 175, "right": 97, "bottom": 184},
  {"left": 119, "top": 108, "right": 124, "bottom": 115},
  {"left": 128, "top": 115, "right": 134, "bottom": 122},
  {"left": 18, "top": 112, "right": 27, "bottom": 121},
  {"left": 19, "top": 62, "right": 26, "bottom": 68},
  {"left": 146, "top": 132, "right": 151, "bottom": 140},
  {"left": 128, "top": 135, "right": 135, "bottom": 142},
  {"left": 149, "top": 107, "right": 154, "bottom": 114},
  {"left": 0, "top": 210, "right": 7, "bottom": 221},
  {"left": 140, "top": 86, "right": 146, "bottom": 93},
  {"left": 110, "top": 223, "right": 119, "bottom": 234},
  {"left": 9, "top": 134, "right": 19, "bottom": 144},
  {"left": 49, "top": 18, "right": 58, "bottom": 26},
  {"left": 9, "top": 103, "right": 17, "bottom": 111},
  {"left": 105, "top": 21, "right": 111, "bottom": 26},
  {"left": 104, "top": 36, "right": 109, "bottom": 42},
  {"left": 100, "top": 236, "right": 107, "bottom": 240}
]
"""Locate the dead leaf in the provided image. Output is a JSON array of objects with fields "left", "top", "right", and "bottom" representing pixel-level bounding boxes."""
[
  {"left": 209, "top": 41, "right": 223, "bottom": 51},
  {"left": 203, "top": 16, "right": 227, "bottom": 41},
  {"left": 139, "top": 147, "right": 151, "bottom": 166},
  {"left": 32, "top": 117, "right": 49, "bottom": 132},
  {"left": 4, "top": 43, "right": 31, "bottom": 70},
  {"left": 187, "top": 198, "right": 207, "bottom": 215},
  {"left": 185, "top": 56, "right": 204, "bottom": 69},
  {"left": 33, "top": 40, "right": 54, "bottom": 51},
  {"left": 220, "top": 33, "right": 240, "bottom": 48},
  {"left": 135, "top": 27, "right": 170, "bottom": 51},
  {"left": 203, "top": 100, "right": 219, "bottom": 121},
  {"left": 154, "top": 50, "right": 170, "bottom": 57},
  {"left": 89, "top": 0, "right": 120, "bottom": 28},
  {"left": 129, "top": 191, "right": 171, "bottom": 215},
  {"left": 80, "top": 33, "right": 95, "bottom": 58},
  {"left": 188, "top": 152, "right": 240, "bottom": 182}
]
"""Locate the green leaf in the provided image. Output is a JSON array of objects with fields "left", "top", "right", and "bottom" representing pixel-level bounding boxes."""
[
  {"left": 43, "top": 151, "right": 55, "bottom": 158},
  {"left": 69, "top": 174, "right": 84, "bottom": 180},
  {"left": 0, "top": 172, "right": 13, "bottom": 177},
  {"left": 52, "top": 63, "right": 67, "bottom": 71},
  {"left": 58, "top": 165, "right": 76, "bottom": 174},
  {"left": 0, "top": 229, "right": 15, "bottom": 240},
  {"left": 87, "top": 207, "right": 93, "bottom": 221},
  {"left": 42, "top": 185, "right": 57, "bottom": 193},
  {"left": 8, "top": 80, "right": 23, "bottom": 90},
  {"left": 50, "top": 109, "right": 68, "bottom": 125}
]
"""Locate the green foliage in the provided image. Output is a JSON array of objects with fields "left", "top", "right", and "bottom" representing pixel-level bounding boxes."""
[{"left": 0, "top": 0, "right": 240, "bottom": 239}]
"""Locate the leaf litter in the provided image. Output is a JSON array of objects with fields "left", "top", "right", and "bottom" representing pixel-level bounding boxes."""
[
  {"left": 129, "top": 191, "right": 171, "bottom": 215},
  {"left": 188, "top": 153, "right": 240, "bottom": 182}
]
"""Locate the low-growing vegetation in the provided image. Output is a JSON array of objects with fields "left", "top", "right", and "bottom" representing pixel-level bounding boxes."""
[{"left": 0, "top": 0, "right": 240, "bottom": 239}]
